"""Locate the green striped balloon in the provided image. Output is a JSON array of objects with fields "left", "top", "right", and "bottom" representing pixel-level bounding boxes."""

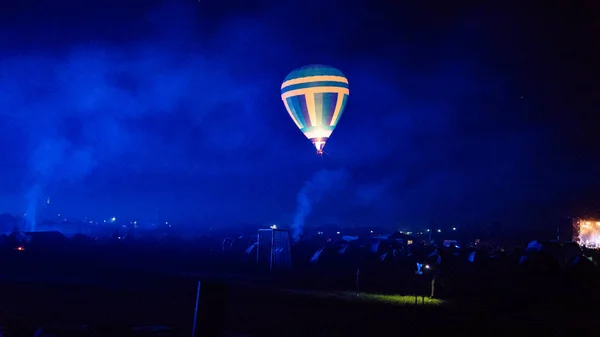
[{"left": 281, "top": 64, "right": 349, "bottom": 155}]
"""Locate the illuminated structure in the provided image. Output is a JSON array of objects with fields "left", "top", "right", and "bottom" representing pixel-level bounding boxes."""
[
  {"left": 280, "top": 65, "right": 349, "bottom": 155},
  {"left": 573, "top": 218, "right": 600, "bottom": 248},
  {"left": 256, "top": 229, "right": 292, "bottom": 272}
]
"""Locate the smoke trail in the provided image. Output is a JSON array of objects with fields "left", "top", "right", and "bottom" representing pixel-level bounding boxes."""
[
  {"left": 1, "top": 1, "right": 274, "bottom": 225},
  {"left": 24, "top": 138, "right": 96, "bottom": 231},
  {"left": 25, "top": 185, "right": 41, "bottom": 232},
  {"left": 292, "top": 169, "right": 349, "bottom": 242}
]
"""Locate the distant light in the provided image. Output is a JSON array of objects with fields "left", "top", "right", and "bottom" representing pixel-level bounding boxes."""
[
  {"left": 425, "top": 265, "right": 430, "bottom": 269},
  {"left": 426, "top": 229, "right": 430, "bottom": 232},
  {"left": 270, "top": 224, "right": 277, "bottom": 229},
  {"left": 318, "top": 231, "right": 323, "bottom": 235},
  {"left": 452, "top": 227, "right": 456, "bottom": 231},
  {"left": 165, "top": 221, "right": 169, "bottom": 225},
  {"left": 133, "top": 221, "right": 137, "bottom": 225},
  {"left": 16, "top": 246, "right": 25, "bottom": 251},
  {"left": 103, "top": 220, "right": 107, "bottom": 223},
  {"left": 57, "top": 213, "right": 61, "bottom": 217},
  {"left": 437, "top": 229, "right": 441, "bottom": 232},
  {"left": 370, "top": 230, "right": 373, "bottom": 233},
  {"left": 336, "top": 231, "right": 340, "bottom": 235},
  {"left": 407, "top": 232, "right": 412, "bottom": 235},
  {"left": 111, "top": 217, "right": 116, "bottom": 222}
]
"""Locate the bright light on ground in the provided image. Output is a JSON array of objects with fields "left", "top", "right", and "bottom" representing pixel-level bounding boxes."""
[{"left": 279, "top": 289, "right": 444, "bottom": 306}]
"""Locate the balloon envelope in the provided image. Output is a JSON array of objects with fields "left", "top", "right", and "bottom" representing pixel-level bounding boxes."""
[{"left": 280, "top": 64, "right": 349, "bottom": 154}]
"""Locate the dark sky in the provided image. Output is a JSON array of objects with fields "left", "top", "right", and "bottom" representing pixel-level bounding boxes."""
[{"left": 0, "top": 0, "right": 598, "bottom": 230}]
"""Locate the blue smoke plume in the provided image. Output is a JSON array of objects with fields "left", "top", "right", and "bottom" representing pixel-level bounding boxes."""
[{"left": 292, "top": 169, "right": 349, "bottom": 242}]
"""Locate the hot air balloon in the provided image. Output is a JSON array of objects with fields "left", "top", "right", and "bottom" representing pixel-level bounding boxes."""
[{"left": 280, "top": 64, "right": 349, "bottom": 155}]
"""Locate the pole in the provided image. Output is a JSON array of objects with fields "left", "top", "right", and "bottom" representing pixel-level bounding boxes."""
[
  {"left": 191, "top": 280, "right": 201, "bottom": 337},
  {"left": 355, "top": 267, "right": 360, "bottom": 296}
]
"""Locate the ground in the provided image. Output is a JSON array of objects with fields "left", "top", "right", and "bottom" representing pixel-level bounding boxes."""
[
  {"left": 277, "top": 289, "right": 444, "bottom": 306},
  {"left": 0, "top": 276, "right": 590, "bottom": 336},
  {"left": 0, "top": 252, "right": 595, "bottom": 336}
]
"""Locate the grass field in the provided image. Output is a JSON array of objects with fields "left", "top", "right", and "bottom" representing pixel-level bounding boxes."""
[
  {"left": 0, "top": 259, "right": 596, "bottom": 336},
  {"left": 0, "top": 273, "right": 587, "bottom": 337},
  {"left": 278, "top": 289, "right": 445, "bottom": 306}
]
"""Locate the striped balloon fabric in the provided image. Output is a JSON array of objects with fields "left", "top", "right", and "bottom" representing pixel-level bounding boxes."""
[{"left": 280, "top": 65, "right": 349, "bottom": 155}]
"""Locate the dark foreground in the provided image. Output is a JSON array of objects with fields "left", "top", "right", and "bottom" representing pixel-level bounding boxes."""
[
  {"left": 0, "top": 270, "right": 596, "bottom": 337},
  {"left": 0, "top": 246, "right": 597, "bottom": 336}
]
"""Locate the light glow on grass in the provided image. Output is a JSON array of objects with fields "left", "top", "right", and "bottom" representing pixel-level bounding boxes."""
[{"left": 280, "top": 289, "right": 444, "bottom": 306}]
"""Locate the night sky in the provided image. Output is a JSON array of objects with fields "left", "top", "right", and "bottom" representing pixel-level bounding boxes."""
[{"left": 0, "top": 1, "right": 598, "bottom": 230}]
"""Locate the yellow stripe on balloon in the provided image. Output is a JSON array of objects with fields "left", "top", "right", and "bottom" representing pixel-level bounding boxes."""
[
  {"left": 330, "top": 93, "right": 346, "bottom": 126},
  {"left": 281, "top": 87, "right": 349, "bottom": 100},
  {"left": 281, "top": 75, "right": 348, "bottom": 89},
  {"left": 314, "top": 93, "right": 323, "bottom": 127},
  {"left": 282, "top": 98, "right": 302, "bottom": 129},
  {"left": 304, "top": 92, "right": 317, "bottom": 127}
]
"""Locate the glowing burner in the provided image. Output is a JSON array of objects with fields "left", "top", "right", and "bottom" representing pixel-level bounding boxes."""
[{"left": 574, "top": 219, "right": 600, "bottom": 248}]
